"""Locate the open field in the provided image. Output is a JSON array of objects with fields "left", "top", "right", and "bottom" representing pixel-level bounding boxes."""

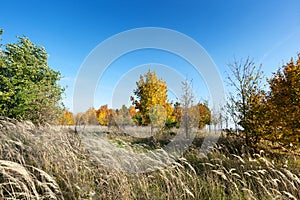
[{"left": 1, "top": 119, "right": 300, "bottom": 199}]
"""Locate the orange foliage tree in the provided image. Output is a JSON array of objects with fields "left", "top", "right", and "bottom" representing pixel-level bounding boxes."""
[
  {"left": 197, "top": 103, "right": 211, "bottom": 129},
  {"left": 264, "top": 54, "right": 300, "bottom": 146}
]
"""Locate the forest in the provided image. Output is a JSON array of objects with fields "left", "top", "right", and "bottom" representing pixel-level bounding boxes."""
[{"left": 0, "top": 32, "right": 300, "bottom": 199}]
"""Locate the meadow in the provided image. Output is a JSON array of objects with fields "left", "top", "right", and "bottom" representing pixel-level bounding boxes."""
[{"left": 1, "top": 117, "right": 300, "bottom": 199}]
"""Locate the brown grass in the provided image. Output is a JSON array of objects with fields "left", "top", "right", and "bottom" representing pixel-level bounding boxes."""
[{"left": 0, "top": 117, "right": 300, "bottom": 199}]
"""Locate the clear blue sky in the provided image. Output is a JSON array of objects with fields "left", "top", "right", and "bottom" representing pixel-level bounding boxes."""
[{"left": 1, "top": 0, "right": 300, "bottom": 112}]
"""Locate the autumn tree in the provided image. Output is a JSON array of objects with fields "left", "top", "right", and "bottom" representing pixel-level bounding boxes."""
[
  {"left": 131, "top": 70, "right": 169, "bottom": 126},
  {"left": 97, "top": 105, "right": 109, "bottom": 126},
  {"left": 165, "top": 102, "right": 177, "bottom": 128},
  {"left": 129, "top": 105, "right": 136, "bottom": 118},
  {"left": 226, "top": 57, "right": 265, "bottom": 145},
  {"left": 96, "top": 105, "right": 114, "bottom": 126},
  {"left": 172, "top": 102, "right": 182, "bottom": 128},
  {"left": 149, "top": 104, "right": 167, "bottom": 134},
  {"left": 0, "top": 33, "right": 64, "bottom": 124},
  {"left": 85, "top": 108, "right": 99, "bottom": 125},
  {"left": 197, "top": 102, "right": 211, "bottom": 129},
  {"left": 74, "top": 108, "right": 99, "bottom": 126},
  {"left": 265, "top": 55, "right": 300, "bottom": 146},
  {"left": 58, "top": 110, "right": 74, "bottom": 125}
]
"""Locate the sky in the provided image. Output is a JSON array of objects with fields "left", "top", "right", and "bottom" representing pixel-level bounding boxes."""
[{"left": 1, "top": 0, "right": 300, "bottom": 112}]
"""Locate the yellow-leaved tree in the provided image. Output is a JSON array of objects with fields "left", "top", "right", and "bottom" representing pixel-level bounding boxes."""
[
  {"left": 265, "top": 54, "right": 300, "bottom": 146},
  {"left": 58, "top": 110, "right": 74, "bottom": 125},
  {"left": 96, "top": 105, "right": 114, "bottom": 126},
  {"left": 131, "top": 70, "right": 170, "bottom": 127}
]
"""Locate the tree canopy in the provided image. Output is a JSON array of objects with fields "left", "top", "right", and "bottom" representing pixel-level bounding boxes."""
[
  {"left": 226, "top": 55, "right": 300, "bottom": 147},
  {"left": 131, "top": 70, "right": 169, "bottom": 126},
  {"left": 0, "top": 34, "right": 64, "bottom": 124},
  {"left": 264, "top": 55, "right": 300, "bottom": 146}
]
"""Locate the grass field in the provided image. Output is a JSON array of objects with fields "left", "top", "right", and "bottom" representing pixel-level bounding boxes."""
[{"left": 0, "top": 118, "right": 300, "bottom": 199}]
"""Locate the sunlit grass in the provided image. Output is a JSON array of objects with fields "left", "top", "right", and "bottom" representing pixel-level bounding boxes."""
[{"left": 0, "top": 118, "right": 300, "bottom": 199}]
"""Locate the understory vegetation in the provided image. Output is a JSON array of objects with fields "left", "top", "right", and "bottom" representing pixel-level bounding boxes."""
[{"left": 1, "top": 118, "right": 300, "bottom": 199}]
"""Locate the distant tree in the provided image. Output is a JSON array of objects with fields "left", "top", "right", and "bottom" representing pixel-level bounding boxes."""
[
  {"left": 173, "top": 102, "right": 182, "bottom": 127},
  {"left": 129, "top": 105, "right": 137, "bottom": 118},
  {"left": 180, "top": 79, "right": 198, "bottom": 138},
  {"left": 225, "top": 100, "right": 239, "bottom": 133},
  {"left": 226, "top": 57, "right": 265, "bottom": 146},
  {"left": 265, "top": 54, "right": 300, "bottom": 146},
  {"left": 58, "top": 110, "right": 74, "bottom": 125},
  {"left": 197, "top": 102, "right": 211, "bottom": 129},
  {"left": 85, "top": 108, "right": 99, "bottom": 125},
  {"left": 115, "top": 105, "right": 134, "bottom": 127},
  {"left": 96, "top": 105, "right": 110, "bottom": 126},
  {"left": 74, "top": 109, "right": 98, "bottom": 126},
  {"left": 210, "top": 109, "right": 219, "bottom": 132},
  {"left": 96, "top": 105, "right": 114, "bottom": 126},
  {"left": 131, "top": 70, "right": 169, "bottom": 126},
  {"left": 74, "top": 112, "right": 87, "bottom": 126},
  {"left": 0, "top": 35, "right": 64, "bottom": 124}
]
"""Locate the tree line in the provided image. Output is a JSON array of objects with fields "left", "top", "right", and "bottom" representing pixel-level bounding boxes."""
[
  {"left": 1, "top": 31, "right": 299, "bottom": 148},
  {"left": 59, "top": 70, "right": 211, "bottom": 132}
]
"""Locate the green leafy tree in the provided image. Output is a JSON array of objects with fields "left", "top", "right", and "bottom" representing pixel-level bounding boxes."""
[{"left": 0, "top": 34, "right": 64, "bottom": 124}]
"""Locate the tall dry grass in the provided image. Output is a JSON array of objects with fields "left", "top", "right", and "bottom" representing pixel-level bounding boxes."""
[{"left": 0, "top": 117, "right": 300, "bottom": 199}]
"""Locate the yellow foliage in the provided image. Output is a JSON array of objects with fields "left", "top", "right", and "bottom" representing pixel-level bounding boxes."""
[
  {"left": 96, "top": 105, "right": 114, "bottom": 126},
  {"left": 58, "top": 110, "right": 74, "bottom": 125},
  {"left": 265, "top": 54, "right": 300, "bottom": 146},
  {"left": 131, "top": 70, "right": 170, "bottom": 125}
]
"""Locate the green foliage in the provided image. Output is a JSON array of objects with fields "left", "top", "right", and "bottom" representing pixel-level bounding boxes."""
[
  {"left": 0, "top": 36, "right": 64, "bottom": 124},
  {"left": 133, "top": 113, "right": 143, "bottom": 126}
]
